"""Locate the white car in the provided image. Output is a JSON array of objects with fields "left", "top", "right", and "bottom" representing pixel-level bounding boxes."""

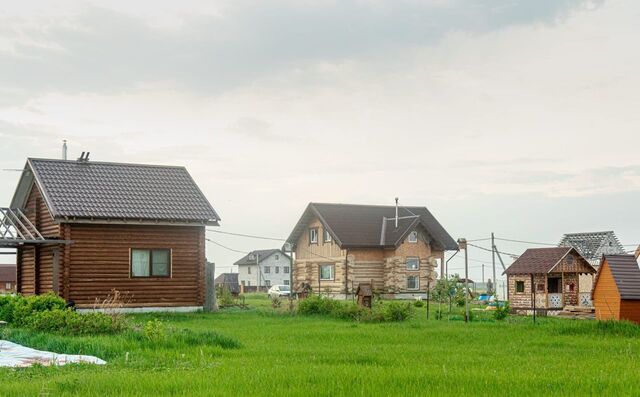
[{"left": 268, "top": 285, "right": 291, "bottom": 299}]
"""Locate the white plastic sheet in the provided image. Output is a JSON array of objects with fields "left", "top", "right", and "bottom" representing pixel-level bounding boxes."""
[{"left": 0, "top": 340, "right": 106, "bottom": 367}]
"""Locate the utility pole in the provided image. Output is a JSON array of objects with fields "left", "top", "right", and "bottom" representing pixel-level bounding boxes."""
[
  {"left": 458, "top": 238, "right": 469, "bottom": 323},
  {"left": 482, "top": 264, "right": 485, "bottom": 286},
  {"left": 491, "top": 233, "right": 496, "bottom": 296},
  {"left": 255, "top": 252, "right": 260, "bottom": 292}
]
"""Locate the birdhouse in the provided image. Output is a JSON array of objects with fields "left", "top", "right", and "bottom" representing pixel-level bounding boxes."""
[{"left": 356, "top": 283, "right": 373, "bottom": 308}]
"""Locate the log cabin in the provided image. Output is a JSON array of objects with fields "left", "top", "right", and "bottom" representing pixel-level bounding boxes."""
[
  {"left": 285, "top": 202, "right": 458, "bottom": 298},
  {"left": 592, "top": 255, "right": 640, "bottom": 324},
  {"left": 504, "top": 247, "right": 596, "bottom": 312},
  {"left": 1, "top": 157, "right": 220, "bottom": 310}
]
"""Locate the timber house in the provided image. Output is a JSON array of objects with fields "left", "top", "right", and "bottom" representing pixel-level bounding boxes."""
[
  {"left": 285, "top": 202, "right": 458, "bottom": 298},
  {"left": 504, "top": 247, "right": 596, "bottom": 311},
  {"left": 1, "top": 156, "right": 220, "bottom": 310}
]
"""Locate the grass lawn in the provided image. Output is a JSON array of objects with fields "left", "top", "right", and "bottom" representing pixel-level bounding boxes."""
[{"left": 1, "top": 295, "right": 639, "bottom": 396}]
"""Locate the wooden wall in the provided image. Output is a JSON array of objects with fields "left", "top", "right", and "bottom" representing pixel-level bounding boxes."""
[
  {"left": 593, "top": 262, "right": 621, "bottom": 320},
  {"left": 65, "top": 224, "right": 205, "bottom": 308},
  {"left": 619, "top": 300, "right": 640, "bottom": 324}
]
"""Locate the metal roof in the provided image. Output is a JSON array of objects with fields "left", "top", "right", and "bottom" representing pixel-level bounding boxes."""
[
  {"left": 595, "top": 255, "right": 640, "bottom": 300},
  {"left": 10, "top": 158, "right": 220, "bottom": 225},
  {"left": 558, "top": 231, "right": 625, "bottom": 265},
  {"left": 233, "top": 249, "right": 288, "bottom": 266},
  {"left": 286, "top": 203, "right": 458, "bottom": 250}
]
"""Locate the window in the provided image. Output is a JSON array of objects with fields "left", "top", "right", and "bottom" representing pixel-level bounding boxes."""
[
  {"left": 264, "top": 266, "right": 271, "bottom": 274},
  {"left": 408, "top": 231, "right": 418, "bottom": 243},
  {"left": 241, "top": 281, "right": 245, "bottom": 286},
  {"left": 275, "top": 266, "right": 280, "bottom": 274},
  {"left": 406, "top": 257, "right": 420, "bottom": 271},
  {"left": 566, "top": 254, "right": 574, "bottom": 265},
  {"left": 249, "top": 254, "right": 256, "bottom": 260},
  {"left": 248, "top": 266, "right": 252, "bottom": 274},
  {"left": 283, "top": 279, "right": 290, "bottom": 286},
  {"left": 407, "top": 275, "right": 419, "bottom": 290},
  {"left": 284, "top": 266, "right": 290, "bottom": 274},
  {"left": 265, "top": 280, "right": 271, "bottom": 287},
  {"left": 247, "top": 281, "right": 251, "bottom": 286},
  {"left": 320, "top": 264, "right": 334, "bottom": 280},
  {"left": 324, "top": 229, "right": 332, "bottom": 243},
  {"left": 516, "top": 281, "right": 525, "bottom": 293},
  {"left": 131, "top": 249, "right": 171, "bottom": 277},
  {"left": 275, "top": 254, "right": 279, "bottom": 260},
  {"left": 309, "top": 228, "right": 318, "bottom": 244},
  {"left": 5, "top": 282, "right": 10, "bottom": 290}
]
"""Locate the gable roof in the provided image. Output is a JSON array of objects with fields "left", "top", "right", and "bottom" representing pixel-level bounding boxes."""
[
  {"left": 594, "top": 255, "right": 640, "bottom": 300},
  {"left": 214, "top": 273, "right": 239, "bottom": 285},
  {"left": 0, "top": 264, "right": 16, "bottom": 283},
  {"left": 504, "top": 247, "right": 595, "bottom": 275},
  {"left": 286, "top": 203, "right": 457, "bottom": 250},
  {"left": 10, "top": 158, "right": 220, "bottom": 225},
  {"left": 233, "top": 249, "right": 289, "bottom": 266},
  {"left": 558, "top": 231, "right": 625, "bottom": 265}
]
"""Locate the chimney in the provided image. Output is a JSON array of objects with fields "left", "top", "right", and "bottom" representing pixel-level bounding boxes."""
[
  {"left": 62, "top": 140, "right": 67, "bottom": 160},
  {"left": 395, "top": 197, "right": 399, "bottom": 229}
]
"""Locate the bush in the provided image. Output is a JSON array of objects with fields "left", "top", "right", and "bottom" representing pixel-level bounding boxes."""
[
  {"left": 375, "top": 301, "right": 414, "bottom": 322},
  {"left": 0, "top": 293, "right": 66, "bottom": 325},
  {"left": 297, "top": 295, "right": 414, "bottom": 323},
  {"left": 413, "top": 299, "right": 425, "bottom": 308},
  {"left": 143, "top": 319, "right": 166, "bottom": 342},
  {"left": 493, "top": 301, "right": 510, "bottom": 321},
  {"left": 25, "top": 308, "right": 126, "bottom": 335},
  {"left": 271, "top": 296, "right": 282, "bottom": 308},
  {"left": 297, "top": 295, "right": 342, "bottom": 316}
]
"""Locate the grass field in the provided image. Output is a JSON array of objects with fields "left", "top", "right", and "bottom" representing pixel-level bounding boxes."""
[{"left": 1, "top": 295, "right": 639, "bottom": 396}]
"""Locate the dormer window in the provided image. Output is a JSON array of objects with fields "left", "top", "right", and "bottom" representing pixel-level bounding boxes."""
[
  {"left": 566, "top": 254, "right": 574, "bottom": 265},
  {"left": 309, "top": 228, "right": 318, "bottom": 244},
  {"left": 408, "top": 231, "right": 418, "bottom": 243}
]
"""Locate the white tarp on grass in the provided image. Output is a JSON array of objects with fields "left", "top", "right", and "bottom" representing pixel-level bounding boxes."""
[{"left": 0, "top": 340, "right": 106, "bottom": 367}]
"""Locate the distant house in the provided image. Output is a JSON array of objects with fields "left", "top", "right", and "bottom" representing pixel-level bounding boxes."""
[
  {"left": 234, "top": 249, "right": 291, "bottom": 289},
  {"left": 504, "top": 247, "right": 596, "bottom": 310},
  {"left": 592, "top": 255, "right": 640, "bottom": 324},
  {"left": 285, "top": 203, "right": 458, "bottom": 298},
  {"left": 559, "top": 231, "right": 626, "bottom": 267},
  {"left": 215, "top": 273, "right": 240, "bottom": 295},
  {"left": 2, "top": 157, "right": 220, "bottom": 310},
  {"left": 0, "top": 264, "right": 16, "bottom": 293}
]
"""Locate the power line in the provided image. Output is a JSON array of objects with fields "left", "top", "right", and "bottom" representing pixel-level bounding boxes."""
[
  {"left": 494, "top": 237, "right": 555, "bottom": 246},
  {"left": 205, "top": 238, "right": 250, "bottom": 254},
  {"left": 206, "top": 229, "right": 286, "bottom": 242},
  {"left": 467, "top": 242, "right": 520, "bottom": 258}
]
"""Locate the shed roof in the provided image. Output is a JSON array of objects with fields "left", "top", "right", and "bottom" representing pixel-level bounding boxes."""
[
  {"left": 558, "top": 231, "right": 625, "bottom": 264},
  {"left": 0, "top": 264, "right": 16, "bottom": 283},
  {"left": 504, "top": 247, "right": 593, "bottom": 275},
  {"left": 595, "top": 255, "right": 640, "bottom": 300},
  {"left": 286, "top": 203, "right": 457, "bottom": 250},
  {"left": 10, "top": 158, "right": 220, "bottom": 225}
]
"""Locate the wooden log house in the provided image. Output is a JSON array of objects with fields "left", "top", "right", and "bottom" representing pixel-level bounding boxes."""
[
  {"left": 285, "top": 202, "right": 458, "bottom": 298},
  {"left": 1, "top": 157, "right": 220, "bottom": 310},
  {"left": 504, "top": 247, "right": 597, "bottom": 312},
  {"left": 592, "top": 255, "right": 640, "bottom": 324}
]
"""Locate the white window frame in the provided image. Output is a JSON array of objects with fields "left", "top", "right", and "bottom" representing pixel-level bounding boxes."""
[
  {"left": 264, "top": 266, "right": 271, "bottom": 274},
  {"left": 275, "top": 266, "right": 280, "bottom": 274},
  {"left": 275, "top": 254, "right": 279, "bottom": 260},
  {"left": 284, "top": 266, "right": 290, "bottom": 274},
  {"left": 309, "top": 228, "right": 318, "bottom": 244},
  {"left": 407, "top": 275, "right": 419, "bottom": 290},
  {"left": 320, "top": 264, "right": 334, "bottom": 281},
  {"left": 265, "top": 280, "right": 271, "bottom": 287},
  {"left": 324, "top": 229, "right": 332, "bottom": 243},
  {"left": 283, "top": 279, "right": 290, "bottom": 286},
  {"left": 5, "top": 282, "right": 10, "bottom": 290},
  {"left": 406, "top": 257, "right": 420, "bottom": 271},
  {"left": 408, "top": 231, "right": 418, "bottom": 243}
]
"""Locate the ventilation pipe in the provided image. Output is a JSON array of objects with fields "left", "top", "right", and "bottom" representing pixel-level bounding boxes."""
[
  {"left": 62, "top": 140, "right": 67, "bottom": 160},
  {"left": 395, "top": 197, "right": 399, "bottom": 229}
]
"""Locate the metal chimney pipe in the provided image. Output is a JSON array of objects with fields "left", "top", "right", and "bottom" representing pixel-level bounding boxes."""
[
  {"left": 62, "top": 140, "right": 67, "bottom": 160},
  {"left": 395, "top": 197, "right": 399, "bottom": 228}
]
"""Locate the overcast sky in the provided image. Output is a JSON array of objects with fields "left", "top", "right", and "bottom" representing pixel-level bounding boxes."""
[{"left": 1, "top": 0, "right": 639, "bottom": 281}]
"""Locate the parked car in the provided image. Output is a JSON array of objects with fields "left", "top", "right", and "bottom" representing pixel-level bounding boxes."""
[{"left": 268, "top": 285, "right": 290, "bottom": 298}]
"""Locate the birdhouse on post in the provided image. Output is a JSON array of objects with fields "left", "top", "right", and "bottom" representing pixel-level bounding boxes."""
[{"left": 356, "top": 283, "right": 373, "bottom": 308}]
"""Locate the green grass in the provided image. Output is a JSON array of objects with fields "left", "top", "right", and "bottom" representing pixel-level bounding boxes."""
[{"left": 1, "top": 295, "right": 639, "bottom": 396}]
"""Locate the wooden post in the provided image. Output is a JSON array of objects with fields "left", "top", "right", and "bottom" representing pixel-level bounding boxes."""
[
  {"left": 204, "top": 261, "right": 218, "bottom": 312},
  {"left": 52, "top": 248, "right": 60, "bottom": 294}
]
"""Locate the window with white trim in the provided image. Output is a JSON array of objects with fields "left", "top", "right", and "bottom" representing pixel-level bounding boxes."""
[
  {"left": 275, "top": 254, "right": 279, "bottom": 260},
  {"left": 406, "top": 257, "right": 420, "bottom": 271},
  {"left": 283, "top": 279, "right": 290, "bottom": 285},
  {"left": 309, "top": 228, "right": 318, "bottom": 244},
  {"left": 407, "top": 275, "right": 419, "bottom": 290},
  {"left": 324, "top": 229, "right": 332, "bottom": 243},
  {"left": 264, "top": 266, "right": 271, "bottom": 274},
  {"left": 5, "top": 282, "right": 10, "bottom": 290},
  {"left": 131, "top": 249, "right": 170, "bottom": 277},
  {"left": 284, "top": 266, "right": 290, "bottom": 274},
  {"left": 408, "top": 231, "right": 418, "bottom": 243},
  {"left": 320, "top": 264, "right": 334, "bottom": 280},
  {"left": 275, "top": 266, "right": 280, "bottom": 274}
]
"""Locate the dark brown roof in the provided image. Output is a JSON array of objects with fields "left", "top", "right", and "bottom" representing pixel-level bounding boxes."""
[
  {"left": 10, "top": 158, "right": 220, "bottom": 225},
  {"left": 596, "top": 255, "right": 640, "bottom": 300},
  {"left": 214, "top": 273, "right": 240, "bottom": 294},
  {"left": 0, "top": 264, "right": 16, "bottom": 283},
  {"left": 504, "top": 247, "right": 575, "bottom": 275},
  {"left": 286, "top": 203, "right": 457, "bottom": 250}
]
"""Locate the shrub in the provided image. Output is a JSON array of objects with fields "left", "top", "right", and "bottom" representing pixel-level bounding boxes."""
[
  {"left": 0, "top": 293, "right": 67, "bottom": 326},
  {"left": 297, "top": 295, "right": 342, "bottom": 316},
  {"left": 375, "top": 301, "right": 414, "bottom": 322},
  {"left": 217, "top": 285, "right": 235, "bottom": 307},
  {"left": 271, "top": 296, "right": 282, "bottom": 308},
  {"left": 493, "top": 301, "right": 510, "bottom": 321},
  {"left": 143, "top": 319, "right": 166, "bottom": 342},
  {"left": 25, "top": 308, "right": 126, "bottom": 335},
  {"left": 413, "top": 299, "right": 425, "bottom": 308}
]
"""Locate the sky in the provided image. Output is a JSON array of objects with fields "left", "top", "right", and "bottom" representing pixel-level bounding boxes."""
[{"left": 1, "top": 0, "right": 639, "bottom": 282}]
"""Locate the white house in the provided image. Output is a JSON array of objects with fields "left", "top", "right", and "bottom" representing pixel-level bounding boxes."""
[{"left": 234, "top": 249, "right": 292, "bottom": 289}]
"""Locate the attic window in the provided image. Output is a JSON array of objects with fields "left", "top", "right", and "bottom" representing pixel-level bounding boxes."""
[
  {"left": 309, "top": 228, "right": 318, "bottom": 244},
  {"left": 408, "top": 231, "right": 418, "bottom": 243},
  {"left": 566, "top": 254, "right": 574, "bottom": 265},
  {"left": 324, "top": 229, "right": 332, "bottom": 243}
]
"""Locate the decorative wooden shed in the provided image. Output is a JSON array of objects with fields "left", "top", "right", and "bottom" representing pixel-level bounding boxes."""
[
  {"left": 504, "top": 247, "right": 596, "bottom": 311},
  {"left": 3, "top": 157, "right": 220, "bottom": 310},
  {"left": 592, "top": 255, "right": 640, "bottom": 324},
  {"left": 356, "top": 283, "right": 373, "bottom": 308}
]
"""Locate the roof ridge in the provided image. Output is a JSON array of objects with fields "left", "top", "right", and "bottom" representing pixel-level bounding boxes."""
[
  {"left": 28, "top": 158, "right": 187, "bottom": 170},
  {"left": 311, "top": 202, "right": 427, "bottom": 209}
]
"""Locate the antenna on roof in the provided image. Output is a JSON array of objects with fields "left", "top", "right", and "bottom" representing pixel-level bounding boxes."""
[
  {"left": 395, "top": 197, "right": 399, "bottom": 229},
  {"left": 86, "top": 152, "right": 90, "bottom": 161},
  {"left": 62, "top": 140, "right": 67, "bottom": 160},
  {"left": 77, "top": 151, "right": 88, "bottom": 162}
]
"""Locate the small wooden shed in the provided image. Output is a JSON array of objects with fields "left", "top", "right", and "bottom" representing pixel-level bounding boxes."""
[
  {"left": 592, "top": 255, "right": 640, "bottom": 324},
  {"left": 356, "top": 283, "right": 373, "bottom": 308}
]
